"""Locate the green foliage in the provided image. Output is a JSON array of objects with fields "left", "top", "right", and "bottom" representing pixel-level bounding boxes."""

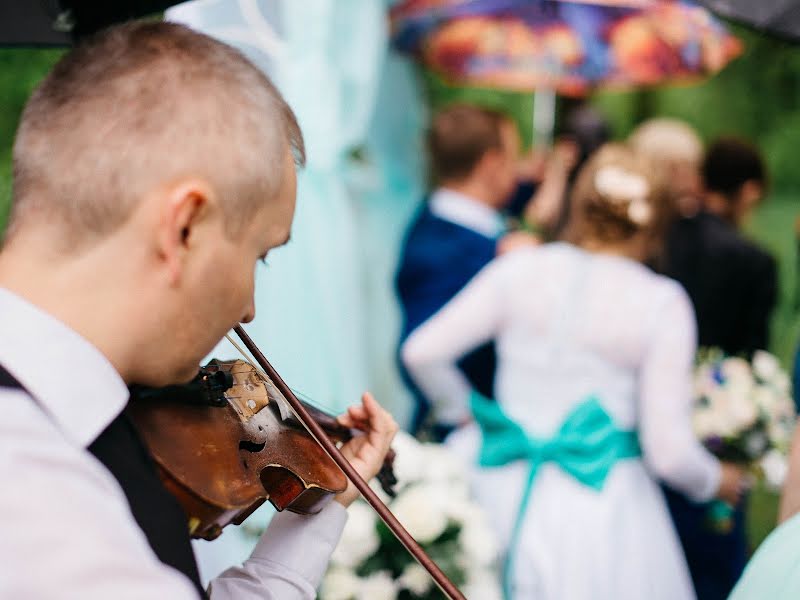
[
  {"left": 357, "top": 520, "right": 465, "bottom": 599},
  {"left": 592, "top": 25, "right": 800, "bottom": 192},
  {"left": 0, "top": 48, "right": 64, "bottom": 232}
]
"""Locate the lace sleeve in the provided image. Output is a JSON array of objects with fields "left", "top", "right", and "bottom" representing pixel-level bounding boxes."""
[{"left": 638, "top": 282, "right": 721, "bottom": 502}]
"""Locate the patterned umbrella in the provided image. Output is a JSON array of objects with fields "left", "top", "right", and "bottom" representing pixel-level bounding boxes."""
[{"left": 390, "top": 0, "right": 741, "bottom": 96}]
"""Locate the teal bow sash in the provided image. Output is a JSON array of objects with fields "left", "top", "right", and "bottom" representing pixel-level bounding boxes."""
[{"left": 471, "top": 392, "right": 641, "bottom": 599}]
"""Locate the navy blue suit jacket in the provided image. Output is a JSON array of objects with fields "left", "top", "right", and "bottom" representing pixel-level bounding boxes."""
[{"left": 395, "top": 203, "right": 498, "bottom": 433}]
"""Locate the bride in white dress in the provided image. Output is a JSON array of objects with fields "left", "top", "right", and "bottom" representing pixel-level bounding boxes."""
[{"left": 401, "top": 144, "right": 745, "bottom": 600}]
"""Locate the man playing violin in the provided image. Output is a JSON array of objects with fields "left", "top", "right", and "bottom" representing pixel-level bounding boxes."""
[{"left": 0, "top": 21, "right": 398, "bottom": 599}]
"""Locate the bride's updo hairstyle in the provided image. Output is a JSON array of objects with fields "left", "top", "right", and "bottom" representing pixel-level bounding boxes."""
[{"left": 563, "top": 143, "right": 667, "bottom": 249}]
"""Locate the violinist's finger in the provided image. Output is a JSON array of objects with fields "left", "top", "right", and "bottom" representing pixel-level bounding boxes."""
[
  {"left": 336, "top": 406, "right": 368, "bottom": 429},
  {"left": 361, "top": 393, "right": 398, "bottom": 447}
]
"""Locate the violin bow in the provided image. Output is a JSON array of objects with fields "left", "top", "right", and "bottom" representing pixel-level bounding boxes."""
[{"left": 233, "top": 325, "right": 466, "bottom": 600}]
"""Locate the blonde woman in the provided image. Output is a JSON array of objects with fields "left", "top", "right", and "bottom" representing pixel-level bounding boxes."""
[{"left": 401, "top": 144, "right": 745, "bottom": 600}]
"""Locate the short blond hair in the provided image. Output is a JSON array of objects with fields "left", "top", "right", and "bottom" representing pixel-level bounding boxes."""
[
  {"left": 628, "top": 118, "right": 703, "bottom": 167},
  {"left": 7, "top": 21, "right": 304, "bottom": 248}
]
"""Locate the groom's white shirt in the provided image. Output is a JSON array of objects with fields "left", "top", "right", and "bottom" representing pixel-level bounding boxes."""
[{"left": 429, "top": 187, "right": 506, "bottom": 239}]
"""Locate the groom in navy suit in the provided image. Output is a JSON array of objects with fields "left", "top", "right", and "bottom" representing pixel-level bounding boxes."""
[{"left": 396, "top": 105, "right": 533, "bottom": 438}]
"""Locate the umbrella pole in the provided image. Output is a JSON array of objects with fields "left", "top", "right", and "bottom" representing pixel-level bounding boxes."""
[{"left": 533, "top": 88, "right": 556, "bottom": 148}]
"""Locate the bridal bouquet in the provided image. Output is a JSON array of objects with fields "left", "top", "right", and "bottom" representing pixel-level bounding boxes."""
[
  {"left": 318, "top": 431, "right": 502, "bottom": 600},
  {"left": 692, "top": 349, "right": 796, "bottom": 511}
]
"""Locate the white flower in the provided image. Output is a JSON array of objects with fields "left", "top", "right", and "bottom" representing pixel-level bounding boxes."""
[
  {"left": 446, "top": 497, "right": 485, "bottom": 523},
  {"left": 627, "top": 197, "right": 652, "bottom": 225},
  {"left": 705, "top": 388, "right": 740, "bottom": 437},
  {"left": 331, "top": 502, "right": 380, "bottom": 568},
  {"left": 390, "top": 431, "right": 427, "bottom": 487},
  {"left": 459, "top": 519, "right": 499, "bottom": 567},
  {"left": 753, "top": 386, "right": 778, "bottom": 413},
  {"left": 356, "top": 571, "right": 398, "bottom": 600},
  {"left": 422, "top": 442, "right": 468, "bottom": 483},
  {"left": 753, "top": 351, "right": 781, "bottom": 382},
  {"left": 722, "top": 357, "right": 753, "bottom": 388},
  {"left": 392, "top": 484, "right": 449, "bottom": 543},
  {"left": 775, "top": 371, "right": 792, "bottom": 395},
  {"left": 398, "top": 563, "right": 433, "bottom": 596},
  {"left": 320, "top": 567, "right": 360, "bottom": 600},
  {"left": 462, "top": 569, "right": 504, "bottom": 600},
  {"left": 761, "top": 449, "right": 789, "bottom": 490},
  {"left": 768, "top": 419, "right": 795, "bottom": 450},
  {"left": 594, "top": 166, "right": 650, "bottom": 204},
  {"left": 729, "top": 391, "right": 759, "bottom": 430},
  {"left": 744, "top": 431, "right": 769, "bottom": 459},
  {"left": 694, "top": 364, "right": 716, "bottom": 399},
  {"left": 693, "top": 409, "right": 718, "bottom": 440}
]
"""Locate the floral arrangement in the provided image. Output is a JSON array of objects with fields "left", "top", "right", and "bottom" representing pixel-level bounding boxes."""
[
  {"left": 318, "top": 431, "right": 502, "bottom": 600},
  {"left": 692, "top": 349, "right": 796, "bottom": 494}
]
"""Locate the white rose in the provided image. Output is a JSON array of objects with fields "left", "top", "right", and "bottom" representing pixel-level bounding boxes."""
[
  {"left": 446, "top": 497, "right": 485, "bottom": 523},
  {"left": 722, "top": 357, "right": 754, "bottom": 388},
  {"left": 775, "top": 372, "right": 792, "bottom": 395},
  {"left": 761, "top": 449, "right": 789, "bottom": 490},
  {"left": 392, "top": 484, "right": 449, "bottom": 543},
  {"left": 459, "top": 520, "right": 499, "bottom": 567},
  {"left": 693, "top": 409, "right": 717, "bottom": 440},
  {"left": 704, "top": 389, "right": 739, "bottom": 437},
  {"left": 753, "top": 351, "right": 781, "bottom": 382},
  {"left": 753, "top": 386, "right": 778, "bottom": 413},
  {"left": 398, "top": 563, "right": 433, "bottom": 596},
  {"left": 768, "top": 419, "right": 795, "bottom": 450},
  {"left": 390, "top": 431, "right": 427, "bottom": 487},
  {"left": 320, "top": 568, "right": 360, "bottom": 600},
  {"left": 729, "top": 392, "right": 759, "bottom": 430},
  {"left": 422, "top": 443, "right": 467, "bottom": 483},
  {"left": 331, "top": 502, "right": 379, "bottom": 568},
  {"left": 356, "top": 571, "right": 398, "bottom": 600},
  {"left": 462, "top": 569, "right": 504, "bottom": 600}
]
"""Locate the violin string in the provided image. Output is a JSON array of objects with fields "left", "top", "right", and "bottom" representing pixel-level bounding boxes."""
[{"left": 222, "top": 332, "right": 330, "bottom": 439}]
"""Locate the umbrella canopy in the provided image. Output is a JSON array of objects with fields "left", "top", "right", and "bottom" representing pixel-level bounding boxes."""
[
  {"left": 697, "top": 0, "right": 800, "bottom": 42},
  {"left": 0, "top": 0, "right": 187, "bottom": 46},
  {"left": 391, "top": 0, "right": 741, "bottom": 95}
]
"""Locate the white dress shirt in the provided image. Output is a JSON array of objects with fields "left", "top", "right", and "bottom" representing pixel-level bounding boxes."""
[
  {"left": 429, "top": 187, "right": 506, "bottom": 239},
  {"left": 0, "top": 287, "right": 347, "bottom": 599}
]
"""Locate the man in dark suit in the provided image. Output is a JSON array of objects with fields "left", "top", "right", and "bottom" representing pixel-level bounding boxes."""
[
  {"left": 664, "top": 137, "right": 777, "bottom": 600},
  {"left": 667, "top": 137, "right": 776, "bottom": 358},
  {"left": 395, "top": 105, "right": 534, "bottom": 438}
]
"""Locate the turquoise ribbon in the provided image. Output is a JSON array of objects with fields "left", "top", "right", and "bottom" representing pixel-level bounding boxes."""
[{"left": 471, "top": 392, "right": 641, "bottom": 599}]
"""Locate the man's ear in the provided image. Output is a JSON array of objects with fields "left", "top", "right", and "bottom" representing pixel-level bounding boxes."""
[
  {"left": 741, "top": 180, "right": 763, "bottom": 205},
  {"left": 475, "top": 147, "right": 502, "bottom": 178},
  {"left": 157, "top": 181, "right": 212, "bottom": 285}
]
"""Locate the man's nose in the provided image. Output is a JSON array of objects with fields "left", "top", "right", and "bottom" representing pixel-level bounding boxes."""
[{"left": 241, "top": 299, "right": 256, "bottom": 323}]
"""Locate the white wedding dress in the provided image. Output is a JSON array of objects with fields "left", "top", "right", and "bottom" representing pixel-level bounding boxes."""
[{"left": 402, "top": 242, "right": 721, "bottom": 600}]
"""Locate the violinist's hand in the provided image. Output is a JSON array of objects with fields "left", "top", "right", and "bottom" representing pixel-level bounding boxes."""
[{"left": 334, "top": 392, "right": 399, "bottom": 508}]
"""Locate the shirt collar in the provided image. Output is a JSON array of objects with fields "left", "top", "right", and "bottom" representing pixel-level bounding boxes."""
[
  {"left": 0, "top": 287, "right": 128, "bottom": 448},
  {"left": 429, "top": 187, "right": 506, "bottom": 239}
]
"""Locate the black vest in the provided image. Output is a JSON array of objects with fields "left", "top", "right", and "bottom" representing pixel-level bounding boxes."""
[{"left": 0, "top": 365, "right": 206, "bottom": 598}]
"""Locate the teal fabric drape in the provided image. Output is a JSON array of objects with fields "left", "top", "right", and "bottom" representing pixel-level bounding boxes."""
[
  {"left": 471, "top": 392, "right": 641, "bottom": 599},
  {"left": 166, "top": 0, "right": 425, "bottom": 583}
]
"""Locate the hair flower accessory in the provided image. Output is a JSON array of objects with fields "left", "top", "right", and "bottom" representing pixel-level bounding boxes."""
[{"left": 593, "top": 165, "right": 652, "bottom": 225}]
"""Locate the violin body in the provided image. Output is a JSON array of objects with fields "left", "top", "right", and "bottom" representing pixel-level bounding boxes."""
[{"left": 128, "top": 359, "right": 347, "bottom": 541}]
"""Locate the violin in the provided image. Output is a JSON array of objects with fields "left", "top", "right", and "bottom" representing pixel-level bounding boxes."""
[
  {"left": 128, "top": 357, "right": 396, "bottom": 541},
  {"left": 128, "top": 325, "right": 465, "bottom": 600}
]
